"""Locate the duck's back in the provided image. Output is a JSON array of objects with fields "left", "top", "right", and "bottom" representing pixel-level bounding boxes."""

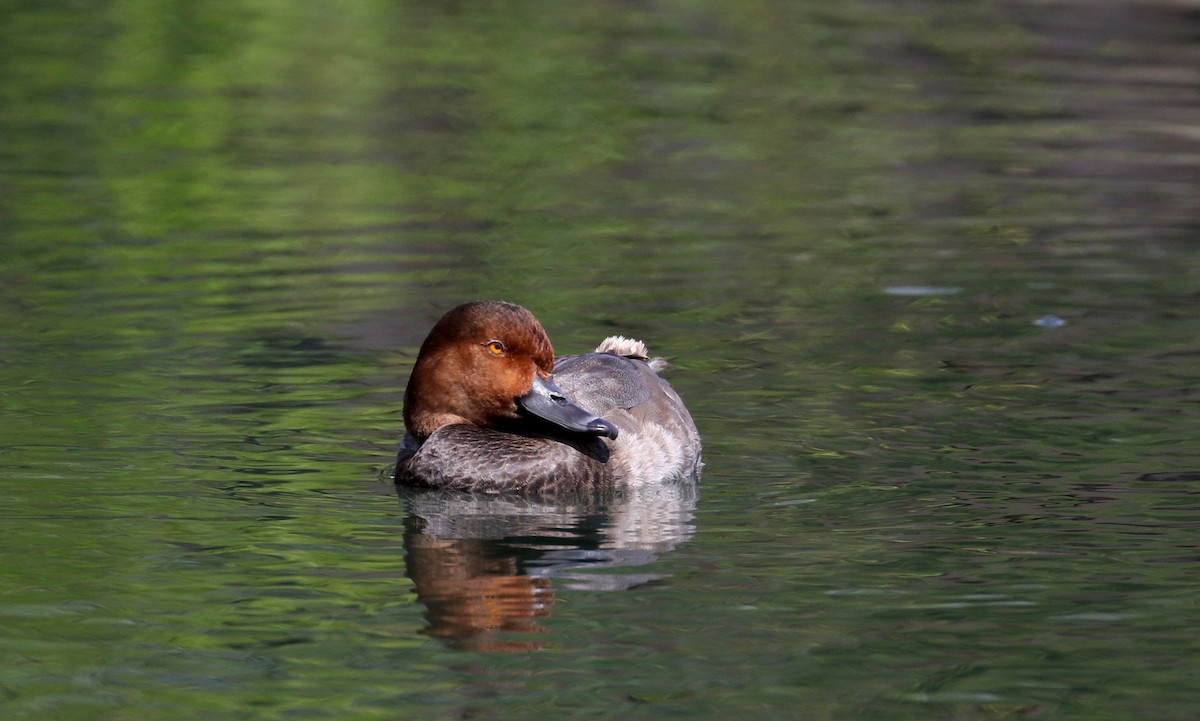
[{"left": 554, "top": 350, "right": 701, "bottom": 485}]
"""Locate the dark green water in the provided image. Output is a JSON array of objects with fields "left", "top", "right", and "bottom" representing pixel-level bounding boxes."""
[{"left": 2, "top": 1, "right": 1198, "bottom": 719}]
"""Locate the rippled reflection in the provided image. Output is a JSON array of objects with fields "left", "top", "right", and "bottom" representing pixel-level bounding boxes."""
[{"left": 399, "top": 482, "right": 697, "bottom": 650}]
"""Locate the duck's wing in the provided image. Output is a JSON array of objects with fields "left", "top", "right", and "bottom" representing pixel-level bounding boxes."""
[
  {"left": 552, "top": 352, "right": 651, "bottom": 415},
  {"left": 556, "top": 351, "right": 702, "bottom": 484}
]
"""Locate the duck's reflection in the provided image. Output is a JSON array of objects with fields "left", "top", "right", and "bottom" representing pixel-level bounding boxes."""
[{"left": 400, "top": 480, "right": 697, "bottom": 651}]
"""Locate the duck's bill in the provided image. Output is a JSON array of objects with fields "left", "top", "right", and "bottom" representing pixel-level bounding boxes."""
[{"left": 518, "top": 375, "right": 619, "bottom": 439}]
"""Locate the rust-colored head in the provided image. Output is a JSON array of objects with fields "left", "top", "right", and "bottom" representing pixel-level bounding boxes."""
[{"left": 402, "top": 301, "right": 556, "bottom": 441}]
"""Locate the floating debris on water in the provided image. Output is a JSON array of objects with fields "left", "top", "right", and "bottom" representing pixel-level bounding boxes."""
[
  {"left": 1033, "top": 314, "right": 1067, "bottom": 328},
  {"left": 883, "top": 286, "right": 962, "bottom": 296}
]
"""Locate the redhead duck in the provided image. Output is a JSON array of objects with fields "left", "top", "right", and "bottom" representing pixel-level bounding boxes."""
[{"left": 395, "top": 301, "right": 701, "bottom": 493}]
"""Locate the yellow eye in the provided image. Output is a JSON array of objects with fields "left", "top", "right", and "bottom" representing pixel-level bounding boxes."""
[{"left": 485, "top": 340, "right": 506, "bottom": 355}]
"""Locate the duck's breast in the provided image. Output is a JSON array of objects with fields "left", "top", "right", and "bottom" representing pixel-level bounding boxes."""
[{"left": 395, "top": 424, "right": 613, "bottom": 493}]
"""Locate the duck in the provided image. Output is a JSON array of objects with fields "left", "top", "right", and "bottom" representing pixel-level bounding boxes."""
[{"left": 395, "top": 300, "right": 701, "bottom": 493}]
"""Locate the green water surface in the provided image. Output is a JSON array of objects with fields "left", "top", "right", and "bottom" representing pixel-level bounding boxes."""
[{"left": 2, "top": 1, "right": 1198, "bottom": 719}]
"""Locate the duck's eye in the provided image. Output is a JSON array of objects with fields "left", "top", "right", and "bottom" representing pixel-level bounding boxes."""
[{"left": 485, "top": 340, "right": 506, "bottom": 356}]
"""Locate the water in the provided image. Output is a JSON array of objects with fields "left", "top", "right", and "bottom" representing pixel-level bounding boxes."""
[{"left": 2, "top": 0, "right": 1198, "bottom": 719}]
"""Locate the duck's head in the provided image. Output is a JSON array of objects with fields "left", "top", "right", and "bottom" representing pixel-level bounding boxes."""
[{"left": 402, "top": 301, "right": 618, "bottom": 442}]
